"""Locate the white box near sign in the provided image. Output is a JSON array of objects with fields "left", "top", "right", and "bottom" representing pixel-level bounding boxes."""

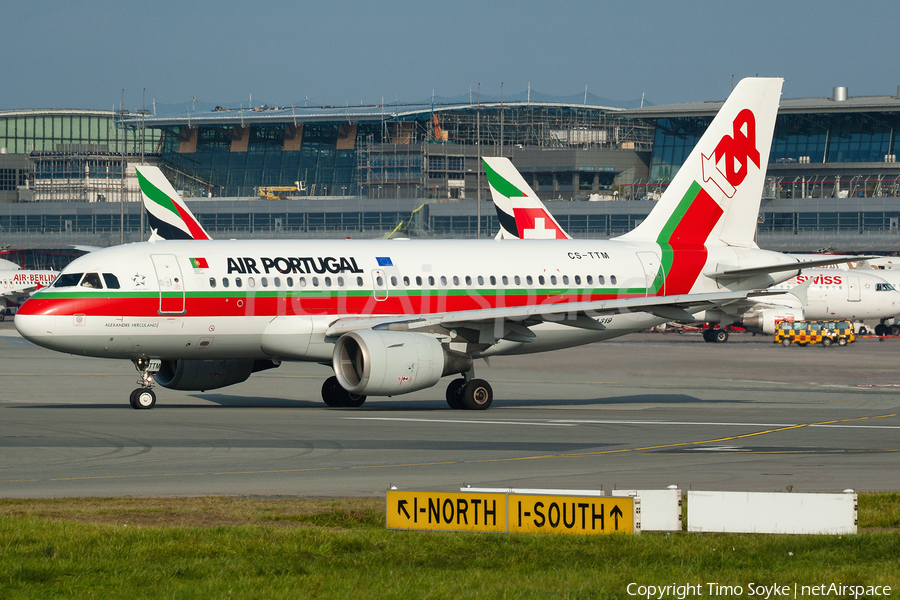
[
  {"left": 612, "top": 489, "right": 682, "bottom": 532},
  {"left": 687, "top": 491, "right": 857, "bottom": 534}
]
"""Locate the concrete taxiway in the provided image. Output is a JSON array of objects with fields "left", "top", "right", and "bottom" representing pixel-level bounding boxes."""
[{"left": 1, "top": 318, "right": 899, "bottom": 498}]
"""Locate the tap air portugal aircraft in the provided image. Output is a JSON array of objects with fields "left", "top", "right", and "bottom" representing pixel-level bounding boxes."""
[{"left": 19, "top": 77, "right": 816, "bottom": 410}]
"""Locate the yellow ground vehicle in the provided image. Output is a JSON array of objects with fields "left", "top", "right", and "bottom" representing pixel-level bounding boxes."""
[{"left": 774, "top": 320, "right": 856, "bottom": 347}]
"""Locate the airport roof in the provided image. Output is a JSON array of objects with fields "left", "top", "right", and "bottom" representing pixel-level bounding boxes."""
[
  {"left": 118, "top": 101, "right": 624, "bottom": 128},
  {"left": 621, "top": 95, "right": 900, "bottom": 119}
]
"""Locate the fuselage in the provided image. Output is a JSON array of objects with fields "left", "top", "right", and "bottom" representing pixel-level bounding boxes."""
[
  {"left": 1, "top": 269, "right": 57, "bottom": 304},
  {"left": 15, "top": 238, "right": 798, "bottom": 361},
  {"left": 767, "top": 269, "right": 900, "bottom": 320}
]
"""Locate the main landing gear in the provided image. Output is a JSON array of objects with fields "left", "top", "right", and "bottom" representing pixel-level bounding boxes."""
[
  {"left": 445, "top": 372, "right": 493, "bottom": 411},
  {"left": 130, "top": 357, "right": 161, "bottom": 410},
  {"left": 321, "top": 376, "right": 367, "bottom": 408},
  {"left": 702, "top": 328, "right": 729, "bottom": 343}
]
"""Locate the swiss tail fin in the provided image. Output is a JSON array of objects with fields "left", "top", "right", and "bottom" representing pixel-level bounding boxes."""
[
  {"left": 135, "top": 166, "right": 212, "bottom": 241},
  {"left": 482, "top": 157, "right": 572, "bottom": 239},
  {"left": 618, "top": 77, "right": 782, "bottom": 248}
]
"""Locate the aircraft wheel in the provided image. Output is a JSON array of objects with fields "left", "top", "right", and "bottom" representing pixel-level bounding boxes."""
[
  {"left": 714, "top": 329, "right": 729, "bottom": 343},
  {"left": 875, "top": 324, "right": 888, "bottom": 336},
  {"left": 0, "top": 311, "right": 5, "bottom": 322},
  {"left": 782, "top": 338, "right": 792, "bottom": 347},
  {"left": 130, "top": 388, "right": 156, "bottom": 410},
  {"left": 445, "top": 378, "right": 466, "bottom": 409},
  {"left": 344, "top": 392, "right": 366, "bottom": 408},
  {"left": 702, "top": 329, "right": 713, "bottom": 343},
  {"left": 891, "top": 325, "right": 900, "bottom": 336},
  {"left": 822, "top": 337, "right": 833, "bottom": 347},
  {"left": 462, "top": 379, "right": 493, "bottom": 410},
  {"left": 321, "top": 376, "right": 346, "bottom": 407},
  {"left": 838, "top": 338, "right": 848, "bottom": 346}
]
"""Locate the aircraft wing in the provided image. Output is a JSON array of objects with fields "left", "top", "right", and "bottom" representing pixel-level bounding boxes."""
[
  {"left": 705, "top": 255, "right": 880, "bottom": 280},
  {"left": 325, "top": 288, "right": 777, "bottom": 338}
]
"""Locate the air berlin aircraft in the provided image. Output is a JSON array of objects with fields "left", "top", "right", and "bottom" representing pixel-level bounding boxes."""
[{"left": 18, "top": 78, "right": 811, "bottom": 410}]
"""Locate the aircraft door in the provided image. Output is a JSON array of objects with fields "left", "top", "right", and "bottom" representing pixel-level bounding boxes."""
[
  {"left": 151, "top": 254, "right": 186, "bottom": 314},
  {"left": 848, "top": 275, "right": 861, "bottom": 302},
  {"left": 372, "top": 269, "right": 388, "bottom": 301},
  {"left": 636, "top": 251, "right": 664, "bottom": 296}
]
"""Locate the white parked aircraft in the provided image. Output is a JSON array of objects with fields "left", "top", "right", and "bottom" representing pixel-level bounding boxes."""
[
  {"left": 19, "top": 78, "right": 824, "bottom": 410},
  {"left": 0, "top": 260, "right": 57, "bottom": 320}
]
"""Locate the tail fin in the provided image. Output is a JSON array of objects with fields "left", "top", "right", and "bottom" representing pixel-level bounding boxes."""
[
  {"left": 483, "top": 157, "right": 571, "bottom": 239},
  {"left": 135, "top": 166, "right": 212, "bottom": 241},
  {"left": 618, "top": 77, "right": 782, "bottom": 248}
]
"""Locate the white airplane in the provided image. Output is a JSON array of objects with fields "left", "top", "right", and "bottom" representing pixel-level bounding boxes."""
[
  {"left": 0, "top": 260, "right": 57, "bottom": 321},
  {"left": 484, "top": 164, "right": 899, "bottom": 342},
  {"left": 19, "top": 77, "right": 826, "bottom": 410}
]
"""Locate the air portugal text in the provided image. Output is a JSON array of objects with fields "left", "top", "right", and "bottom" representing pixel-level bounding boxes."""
[{"left": 226, "top": 256, "right": 363, "bottom": 275}]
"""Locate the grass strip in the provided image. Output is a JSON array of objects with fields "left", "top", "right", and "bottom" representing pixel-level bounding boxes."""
[{"left": 0, "top": 494, "right": 897, "bottom": 599}]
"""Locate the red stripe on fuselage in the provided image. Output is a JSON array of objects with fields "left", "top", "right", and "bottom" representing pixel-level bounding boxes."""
[
  {"left": 664, "top": 186, "right": 723, "bottom": 295},
  {"left": 18, "top": 291, "right": 639, "bottom": 319}
]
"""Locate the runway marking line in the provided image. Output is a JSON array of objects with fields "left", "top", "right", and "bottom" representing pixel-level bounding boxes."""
[{"left": 2, "top": 414, "right": 896, "bottom": 485}]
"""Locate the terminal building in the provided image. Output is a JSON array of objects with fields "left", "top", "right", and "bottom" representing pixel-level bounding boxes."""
[{"left": 1, "top": 85, "right": 900, "bottom": 266}]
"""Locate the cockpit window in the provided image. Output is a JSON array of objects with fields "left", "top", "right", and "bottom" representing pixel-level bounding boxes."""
[
  {"left": 53, "top": 273, "right": 84, "bottom": 287},
  {"left": 80, "top": 273, "right": 103, "bottom": 289},
  {"left": 102, "top": 273, "right": 120, "bottom": 289},
  {"left": 876, "top": 283, "right": 895, "bottom": 291}
]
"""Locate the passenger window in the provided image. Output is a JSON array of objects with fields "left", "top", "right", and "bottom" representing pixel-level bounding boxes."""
[
  {"left": 248, "top": 277, "right": 255, "bottom": 288},
  {"left": 81, "top": 273, "right": 102, "bottom": 288},
  {"left": 440, "top": 276, "right": 448, "bottom": 286},
  {"left": 299, "top": 277, "right": 307, "bottom": 287},
  {"left": 287, "top": 277, "right": 293, "bottom": 287},
  {"left": 502, "top": 276, "right": 509, "bottom": 285},
  {"left": 539, "top": 275, "right": 545, "bottom": 285},
  {"left": 550, "top": 275, "right": 557, "bottom": 285},
  {"left": 465, "top": 276, "right": 472, "bottom": 286},
  {"left": 586, "top": 275, "right": 593, "bottom": 285},
  {"left": 103, "top": 273, "right": 120, "bottom": 289},
  {"left": 610, "top": 275, "right": 617, "bottom": 285},
  {"left": 209, "top": 277, "right": 217, "bottom": 288},
  {"left": 598, "top": 275, "right": 606, "bottom": 285},
  {"left": 338, "top": 276, "right": 345, "bottom": 287},
  {"left": 261, "top": 277, "right": 268, "bottom": 288},
  {"left": 324, "top": 277, "right": 332, "bottom": 287},
  {"left": 223, "top": 277, "right": 230, "bottom": 288},
  {"left": 403, "top": 276, "right": 410, "bottom": 286},
  {"left": 53, "top": 273, "right": 83, "bottom": 287},
  {"left": 526, "top": 275, "right": 533, "bottom": 285},
  {"left": 235, "top": 277, "right": 243, "bottom": 288},
  {"left": 274, "top": 277, "right": 281, "bottom": 287},
  {"left": 428, "top": 276, "right": 435, "bottom": 286},
  {"left": 356, "top": 276, "right": 363, "bottom": 286},
  {"left": 477, "top": 276, "right": 484, "bottom": 285},
  {"left": 416, "top": 276, "right": 423, "bottom": 286},
  {"left": 514, "top": 275, "right": 521, "bottom": 285},
  {"left": 490, "top": 276, "right": 496, "bottom": 285},
  {"left": 391, "top": 276, "right": 398, "bottom": 287},
  {"left": 562, "top": 275, "right": 569, "bottom": 285},
  {"left": 574, "top": 275, "right": 581, "bottom": 285}
]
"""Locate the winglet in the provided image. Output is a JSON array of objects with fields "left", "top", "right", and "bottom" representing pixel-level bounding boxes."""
[{"left": 135, "top": 166, "right": 212, "bottom": 241}]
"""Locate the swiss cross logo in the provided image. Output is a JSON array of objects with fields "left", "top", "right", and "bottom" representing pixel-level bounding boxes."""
[{"left": 701, "top": 108, "right": 760, "bottom": 198}]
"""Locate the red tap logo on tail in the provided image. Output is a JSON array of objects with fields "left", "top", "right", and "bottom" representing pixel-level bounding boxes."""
[{"left": 701, "top": 109, "right": 760, "bottom": 198}]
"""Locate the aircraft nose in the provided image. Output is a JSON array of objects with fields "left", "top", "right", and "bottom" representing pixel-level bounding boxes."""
[{"left": 14, "top": 313, "right": 55, "bottom": 346}]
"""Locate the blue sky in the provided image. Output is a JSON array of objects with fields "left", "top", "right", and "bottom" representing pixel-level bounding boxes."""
[{"left": 3, "top": 0, "right": 897, "bottom": 112}]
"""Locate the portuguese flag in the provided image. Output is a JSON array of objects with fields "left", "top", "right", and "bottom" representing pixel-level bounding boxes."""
[{"left": 190, "top": 257, "right": 209, "bottom": 269}]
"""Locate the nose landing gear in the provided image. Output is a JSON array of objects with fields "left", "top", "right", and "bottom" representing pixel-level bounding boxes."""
[{"left": 130, "top": 357, "right": 161, "bottom": 409}]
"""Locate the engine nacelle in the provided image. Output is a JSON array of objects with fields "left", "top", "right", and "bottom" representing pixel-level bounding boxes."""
[
  {"left": 333, "top": 330, "right": 472, "bottom": 396},
  {"left": 740, "top": 307, "right": 804, "bottom": 335},
  {"left": 154, "top": 359, "right": 278, "bottom": 391}
]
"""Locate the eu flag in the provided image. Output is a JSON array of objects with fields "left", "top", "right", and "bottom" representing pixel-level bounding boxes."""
[{"left": 376, "top": 257, "right": 393, "bottom": 267}]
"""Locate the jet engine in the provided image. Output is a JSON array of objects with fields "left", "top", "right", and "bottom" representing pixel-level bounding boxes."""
[
  {"left": 333, "top": 330, "right": 472, "bottom": 396},
  {"left": 740, "top": 307, "right": 804, "bottom": 335},
  {"left": 154, "top": 359, "right": 279, "bottom": 391}
]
